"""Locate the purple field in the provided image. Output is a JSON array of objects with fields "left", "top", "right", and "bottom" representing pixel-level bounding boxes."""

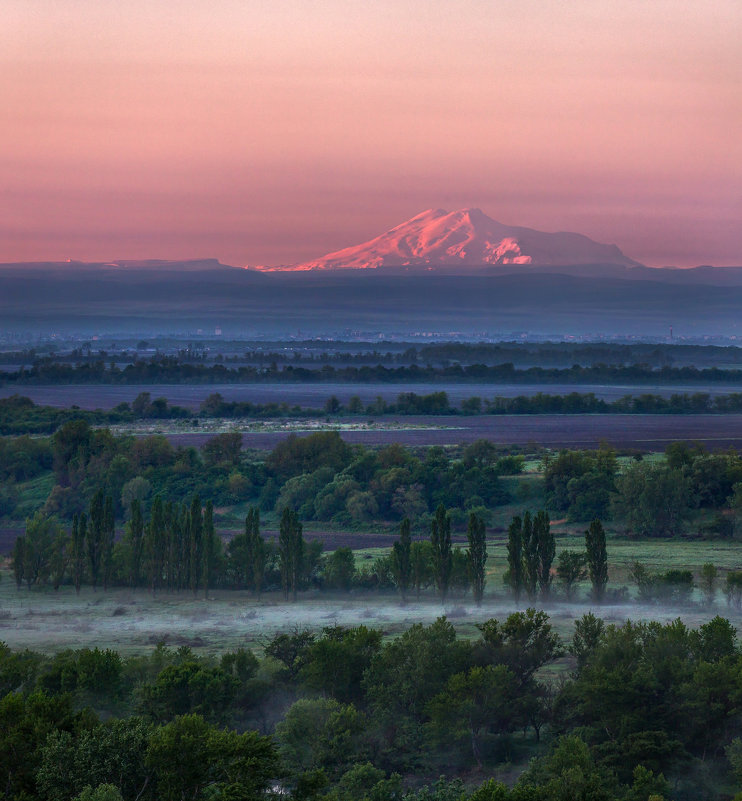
[
  {"left": 4, "top": 381, "right": 742, "bottom": 410},
  {"left": 163, "top": 413, "right": 742, "bottom": 450}
]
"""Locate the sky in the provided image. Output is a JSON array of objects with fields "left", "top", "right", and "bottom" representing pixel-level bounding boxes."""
[{"left": 2, "top": 0, "right": 741, "bottom": 268}]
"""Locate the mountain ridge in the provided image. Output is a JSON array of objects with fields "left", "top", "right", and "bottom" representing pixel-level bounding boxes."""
[{"left": 257, "top": 208, "right": 643, "bottom": 272}]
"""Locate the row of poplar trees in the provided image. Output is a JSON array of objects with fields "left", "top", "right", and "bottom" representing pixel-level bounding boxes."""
[
  {"left": 388, "top": 503, "right": 488, "bottom": 605},
  {"left": 14, "top": 491, "right": 219, "bottom": 597},
  {"left": 506, "top": 511, "right": 608, "bottom": 601},
  {"left": 192, "top": 505, "right": 305, "bottom": 602}
]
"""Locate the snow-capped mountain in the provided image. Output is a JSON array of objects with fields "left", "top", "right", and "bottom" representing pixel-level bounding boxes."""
[{"left": 260, "top": 208, "right": 642, "bottom": 272}]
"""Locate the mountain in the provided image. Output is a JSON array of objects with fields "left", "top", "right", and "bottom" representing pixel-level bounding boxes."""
[{"left": 259, "top": 208, "right": 643, "bottom": 272}]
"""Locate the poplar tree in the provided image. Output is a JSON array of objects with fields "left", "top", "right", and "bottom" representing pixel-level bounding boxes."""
[
  {"left": 180, "top": 503, "right": 191, "bottom": 592},
  {"left": 146, "top": 495, "right": 166, "bottom": 595},
  {"left": 162, "top": 500, "right": 175, "bottom": 592},
  {"left": 245, "top": 506, "right": 266, "bottom": 598},
  {"left": 466, "top": 512, "right": 487, "bottom": 605},
  {"left": 165, "top": 501, "right": 181, "bottom": 592},
  {"left": 102, "top": 495, "right": 115, "bottom": 591},
  {"left": 72, "top": 512, "right": 86, "bottom": 595},
  {"left": 50, "top": 528, "right": 69, "bottom": 591},
  {"left": 506, "top": 515, "right": 524, "bottom": 603},
  {"left": 202, "top": 500, "right": 216, "bottom": 599},
  {"left": 410, "top": 541, "right": 430, "bottom": 599},
  {"left": 279, "top": 507, "right": 304, "bottom": 602},
  {"left": 87, "top": 489, "right": 105, "bottom": 591},
  {"left": 189, "top": 495, "right": 203, "bottom": 596},
  {"left": 521, "top": 511, "right": 539, "bottom": 601},
  {"left": 534, "top": 510, "right": 554, "bottom": 599},
  {"left": 391, "top": 517, "right": 413, "bottom": 603},
  {"left": 430, "top": 503, "right": 452, "bottom": 603},
  {"left": 585, "top": 518, "right": 608, "bottom": 602},
  {"left": 125, "top": 499, "right": 144, "bottom": 588}
]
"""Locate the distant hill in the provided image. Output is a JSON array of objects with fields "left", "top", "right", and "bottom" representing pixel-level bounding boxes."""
[
  {"left": 257, "top": 208, "right": 643, "bottom": 272},
  {"left": 0, "top": 258, "right": 237, "bottom": 273}
]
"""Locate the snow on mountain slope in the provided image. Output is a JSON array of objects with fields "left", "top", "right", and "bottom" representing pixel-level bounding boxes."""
[{"left": 259, "top": 208, "right": 642, "bottom": 271}]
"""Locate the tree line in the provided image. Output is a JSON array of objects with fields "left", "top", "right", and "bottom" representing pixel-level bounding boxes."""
[
  {"left": 8, "top": 356, "right": 742, "bottom": 386},
  {"left": 9, "top": 387, "right": 742, "bottom": 437},
  {"left": 12, "top": 493, "right": 615, "bottom": 609}
]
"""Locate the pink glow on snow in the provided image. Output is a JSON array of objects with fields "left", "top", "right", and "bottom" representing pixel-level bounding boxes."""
[{"left": 263, "top": 208, "right": 639, "bottom": 271}]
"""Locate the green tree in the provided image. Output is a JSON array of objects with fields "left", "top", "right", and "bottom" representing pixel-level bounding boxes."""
[
  {"left": 141, "top": 662, "right": 239, "bottom": 723},
  {"left": 145, "top": 713, "right": 277, "bottom": 801},
  {"left": 102, "top": 494, "right": 115, "bottom": 591},
  {"left": 246, "top": 506, "right": 266, "bottom": 598},
  {"left": 518, "top": 734, "right": 617, "bottom": 801},
  {"left": 584, "top": 518, "right": 608, "bottom": 602},
  {"left": 324, "top": 548, "right": 356, "bottom": 592},
  {"left": 299, "top": 625, "right": 382, "bottom": 704},
  {"left": 50, "top": 525, "right": 70, "bottom": 591},
  {"left": 52, "top": 419, "right": 92, "bottom": 486},
  {"left": 275, "top": 698, "right": 368, "bottom": 779},
  {"left": 38, "top": 717, "right": 152, "bottom": 801},
  {"left": 476, "top": 609, "right": 562, "bottom": 686},
  {"left": 72, "top": 512, "right": 86, "bottom": 594},
  {"left": 363, "top": 618, "right": 471, "bottom": 760},
  {"left": 87, "top": 489, "right": 105, "bottom": 591},
  {"left": 391, "top": 517, "right": 413, "bottom": 603},
  {"left": 427, "top": 665, "right": 519, "bottom": 767},
  {"left": 264, "top": 629, "right": 315, "bottom": 682},
  {"left": 74, "top": 785, "right": 123, "bottom": 801},
  {"left": 556, "top": 550, "right": 587, "bottom": 601},
  {"left": 506, "top": 515, "right": 524, "bottom": 603},
  {"left": 410, "top": 541, "right": 433, "bottom": 599},
  {"left": 466, "top": 512, "right": 487, "bottom": 605},
  {"left": 521, "top": 512, "right": 539, "bottom": 601},
  {"left": 267, "top": 431, "right": 352, "bottom": 481},
  {"left": 145, "top": 495, "right": 166, "bottom": 595},
  {"left": 125, "top": 500, "right": 144, "bottom": 587},
  {"left": 534, "top": 510, "right": 554, "bottom": 599},
  {"left": 201, "top": 432, "right": 243, "bottom": 467},
  {"left": 279, "top": 507, "right": 304, "bottom": 601},
  {"left": 569, "top": 612, "right": 605, "bottom": 672},
  {"left": 20, "top": 512, "right": 61, "bottom": 587},
  {"left": 0, "top": 690, "right": 80, "bottom": 800},
  {"left": 613, "top": 462, "right": 690, "bottom": 537},
  {"left": 202, "top": 500, "right": 216, "bottom": 599},
  {"left": 430, "top": 503, "right": 452, "bottom": 602},
  {"left": 189, "top": 495, "right": 203, "bottom": 596}
]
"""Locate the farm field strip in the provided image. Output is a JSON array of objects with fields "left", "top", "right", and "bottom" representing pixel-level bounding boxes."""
[
  {"left": 154, "top": 413, "right": 742, "bottom": 449},
  {"left": 6, "top": 381, "right": 742, "bottom": 410}
]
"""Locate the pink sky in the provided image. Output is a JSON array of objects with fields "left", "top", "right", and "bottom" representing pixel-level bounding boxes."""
[{"left": 2, "top": 0, "right": 741, "bottom": 267}]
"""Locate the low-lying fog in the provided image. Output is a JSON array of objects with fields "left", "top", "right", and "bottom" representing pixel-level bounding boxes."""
[{"left": 1, "top": 580, "right": 737, "bottom": 656}]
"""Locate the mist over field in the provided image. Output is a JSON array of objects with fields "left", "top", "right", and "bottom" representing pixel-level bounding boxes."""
[{"left": 0, "top": 579, "right": 737, "bottom": 655}]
